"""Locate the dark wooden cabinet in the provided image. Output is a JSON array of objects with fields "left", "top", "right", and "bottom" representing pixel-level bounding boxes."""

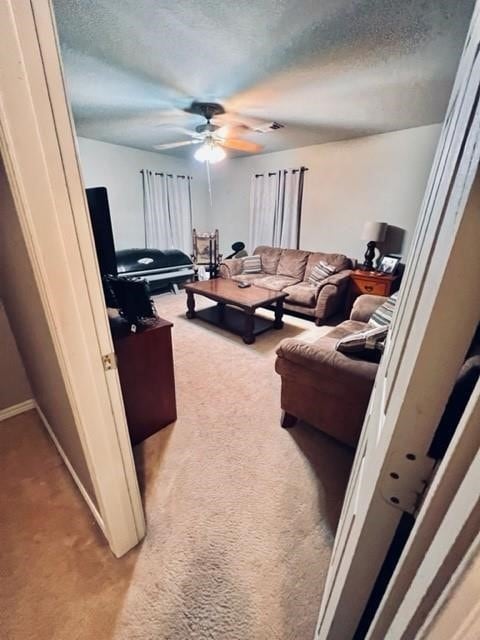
[{"left": 113, "top": 317, "right": 177, "bottom": 445}]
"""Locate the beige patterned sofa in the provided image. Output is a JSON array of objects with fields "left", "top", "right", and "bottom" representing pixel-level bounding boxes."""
[{"left": 219, "top": 245, "right": 353, "bottom": 323}]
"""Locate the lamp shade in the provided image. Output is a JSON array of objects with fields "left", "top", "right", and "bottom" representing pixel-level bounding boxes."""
[{"left": 361, "top": 221, "right": 387, "bottom": 242}]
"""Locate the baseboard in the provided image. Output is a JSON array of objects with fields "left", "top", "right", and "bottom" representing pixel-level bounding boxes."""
[
  {"left": 0, "top": 398, "right": 36, "bottom": 422},
  {"left": 34, "top": 403, "right": 106, "bottom": 535}
]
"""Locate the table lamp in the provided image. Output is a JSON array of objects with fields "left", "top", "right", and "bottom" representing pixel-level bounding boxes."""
[{"left": 361, "top": 221, "right": 387, "bottom": 270}]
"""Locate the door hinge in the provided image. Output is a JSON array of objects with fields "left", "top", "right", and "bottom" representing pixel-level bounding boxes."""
[
  {"left": 380, "top": 450, "right": 436, "bottom": 515},
  {"left": 102, "top": 352, "right": 117, "bottom": 371}
]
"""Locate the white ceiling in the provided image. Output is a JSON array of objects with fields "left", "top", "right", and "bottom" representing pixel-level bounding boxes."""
[{"left": 53, "top": 0, "right": 474, "bottom": 158}]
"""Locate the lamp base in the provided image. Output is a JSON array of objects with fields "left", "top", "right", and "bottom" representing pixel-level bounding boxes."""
[{"left": 363, "top": 241, "right": 376, "bottom": 271}]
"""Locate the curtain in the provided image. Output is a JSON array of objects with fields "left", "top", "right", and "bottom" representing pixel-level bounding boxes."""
[
  {"left": 248, "top": 167, "right": 306, "bottom": 251},
  {"left": 142, "top": 170, "right": 193, "bottom": 253}
]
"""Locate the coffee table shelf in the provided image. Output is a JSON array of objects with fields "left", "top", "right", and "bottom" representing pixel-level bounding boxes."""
[{"left": 195, "top": 304, "right": 277, "bottom": 343}]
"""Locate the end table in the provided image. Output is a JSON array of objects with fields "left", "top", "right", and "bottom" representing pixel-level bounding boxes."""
[{"left": 347, "top": 269, "right": 400, "bottom": 314}]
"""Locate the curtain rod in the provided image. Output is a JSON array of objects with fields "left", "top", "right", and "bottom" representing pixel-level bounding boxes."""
[
  {"left": 140, "top": 169, "right": 192, "bottom": 179},
  {"left": 254, "top": 166, "right": 309, "bottom": 178}
]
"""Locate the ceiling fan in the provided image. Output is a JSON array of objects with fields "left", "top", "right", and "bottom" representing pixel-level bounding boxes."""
[{"left": 153, "top": 101, "right": 265, "bottom": 162}]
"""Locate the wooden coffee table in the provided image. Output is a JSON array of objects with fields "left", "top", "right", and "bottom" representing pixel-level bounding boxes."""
[{"left": 184, "top": 279, "right": 288, "bottom": 344}]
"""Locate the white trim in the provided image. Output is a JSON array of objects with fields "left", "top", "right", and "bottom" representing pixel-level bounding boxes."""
[
  {"left": 35, "top": 403, "right": 105, "bottom": 534},
  {"left": 385, "top": 447, "right": 480, "bottom": 638},
  {"left": 0, "top": 0, "right": 144, "bottom": 557},
  {"left": 315, "top": 4, "right": 480, "bottom": 636},
  {"left": 0, "top": 399, "right": 35, "bottom": 422},
  {"left": 417, "top": 532, "right": 480, "bottom": 640},
  {"left": 35, "top": 0, "right": 145, "bottom": 543},
  {"left": 368, "top": 376, "right": 480, "bottom": 638}
]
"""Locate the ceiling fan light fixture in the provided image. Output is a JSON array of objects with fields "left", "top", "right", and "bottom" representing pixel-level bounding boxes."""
[{"left": 194, "top": 141, "right": 226, "bottom": 164}]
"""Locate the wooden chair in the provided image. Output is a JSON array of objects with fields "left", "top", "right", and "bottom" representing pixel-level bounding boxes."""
[{"left": 191, "top": 229, "right": 222, "bottom": 278}]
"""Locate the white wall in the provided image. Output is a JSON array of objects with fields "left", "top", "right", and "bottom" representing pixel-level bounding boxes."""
[
  {"left": 0, "top": 160, "right": 96, "bottom": 502},
  {"left": 209, "top": 123, "right": 442, "bottom": 261},
  {"left": 77, "top": 137, "right": 209, "bottom": 250},
  {"left": 77, "top": 124, "right": 442, "bottom": 262},
  {"left": 0, "top": 300, "right": 32, "bottom": 411}
]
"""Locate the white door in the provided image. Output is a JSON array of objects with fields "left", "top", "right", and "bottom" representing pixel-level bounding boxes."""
[
  {"left": 0, "top": 0, "right": 145, "bottom": 556},
  {"left": 377, "top": 377, "right": 480, "bottom": 639},
  {"left": 316, "top": 5, "right": 480, "bottom": 638}
]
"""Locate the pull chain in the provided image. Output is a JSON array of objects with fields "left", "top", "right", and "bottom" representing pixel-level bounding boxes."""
[{"left": 206, "top": 159, "right": 213, "bottom": 207}]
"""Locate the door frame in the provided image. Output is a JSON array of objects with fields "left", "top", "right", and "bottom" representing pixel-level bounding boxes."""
[
  {"left": 416, "top": 530, "right": 480, "bottom": 640},
  {"left": 316, "top": 2, "right": 480, "bottom": 637},
  {"left": 0, "top": 0, "right": 145, "bottom": 557},
  {"left": 383, "top": 395, "right": 480, "bottom": 639}
]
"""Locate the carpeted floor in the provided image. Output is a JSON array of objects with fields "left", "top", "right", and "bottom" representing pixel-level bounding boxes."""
[{"left": 0, "top": 292, "right": 353, "bottom": 640}]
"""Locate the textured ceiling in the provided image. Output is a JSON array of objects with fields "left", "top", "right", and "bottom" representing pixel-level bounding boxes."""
[{"left": 53, "top": 0, "right": 474, "bottom": 158}]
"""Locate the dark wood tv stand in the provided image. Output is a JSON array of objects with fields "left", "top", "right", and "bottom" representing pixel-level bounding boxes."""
[{"left": 113, "top": 317, "right": 177, "bottom": 445}]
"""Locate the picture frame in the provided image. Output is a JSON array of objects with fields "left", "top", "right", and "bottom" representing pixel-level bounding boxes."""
[{"left": 378, "top": 254, "right": 401, "bottom": 275}]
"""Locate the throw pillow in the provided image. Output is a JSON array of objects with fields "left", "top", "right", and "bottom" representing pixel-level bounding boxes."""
[
  {"left": 336, "top": 325, "right": 389, "bottom": 355},
  {"left": 242, "top": 255, "right": 262, "bottom": 274},
  {"left": 308, "top": 260, "right": 337, "bottom": 285},
  {"left": 369, "top": 292, "right": 399, "bottom": 328}
]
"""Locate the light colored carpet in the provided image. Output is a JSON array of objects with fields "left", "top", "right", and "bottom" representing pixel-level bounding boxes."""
[{"left": 0, "top": 292, "right": 353, "bottom": 640}]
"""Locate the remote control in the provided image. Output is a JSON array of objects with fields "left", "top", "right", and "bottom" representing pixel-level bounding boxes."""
[{"left": 238, "top": 282, "right": 251, "bottom": 288}]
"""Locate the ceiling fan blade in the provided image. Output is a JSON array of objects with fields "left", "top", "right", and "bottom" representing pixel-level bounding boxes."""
[
  {"left": 213, "top": 112, "right": 274, "bottom": 132},
  {"left": 153, "top": 140, "right": 201, "bottom": 150},
  {"left": 218, "top": 138, "right": 263, "bottom": 153},
  {"left": 154, "top": 125, "right": 203, "bottom": 138},
  {"left": 213, "top": 123, "right": 248, "bottom": 138}
]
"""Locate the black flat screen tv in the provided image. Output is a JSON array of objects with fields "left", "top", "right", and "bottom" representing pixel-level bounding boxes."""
[{"left": 86, "top": 186, "right": 117, "bottom": 277}]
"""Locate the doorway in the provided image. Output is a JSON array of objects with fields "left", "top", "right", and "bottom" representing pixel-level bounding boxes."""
[
  {"left": 1, "top": 1, "right": 479, "bottom": 639},
  {"left": 0, "top": 2, "right": 145, "bottom": 559}
]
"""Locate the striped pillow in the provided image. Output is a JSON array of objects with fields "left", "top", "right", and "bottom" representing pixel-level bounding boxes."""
[
  {"left": 242, "top": 255, "right": 262, "bottom": 274},
  {"left": 308, "top": 260, "right": 337, "bottom": 285},
  {"left": 369, "top": 292, "right": 399, "bottom": 328},
  {"left": 336, "top": 325, "right": 389, "bottom": 354}
]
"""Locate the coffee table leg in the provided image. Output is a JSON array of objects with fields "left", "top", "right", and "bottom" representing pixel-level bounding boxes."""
[
  {"left": 186, "top": 291, "right": 196, "bottom": 319},
  {"left": 217, "top": 302, "right": 226, "bottom": 323},
  {"left": 274, "top": 299, "right": 284, "bottom": 329},
  {"left": 243, "top": 311, "right": 255, "bottom": 344}
]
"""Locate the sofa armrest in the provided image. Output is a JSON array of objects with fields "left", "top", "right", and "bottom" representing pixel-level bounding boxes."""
[
  {"left": 318, "top": 269, "right": 352, "bottom": 288},
  {"left": 350, "top": 294, "right": 387, "bottom": 323},
  {"left": 276, "top": 337, "right": 378, "bottom": 383},
  {"left": 313, "top": 270, "right": 352, "bottom": 321},
  {"left": 219, "top": 258, "right": 244, "bottom": 278}
]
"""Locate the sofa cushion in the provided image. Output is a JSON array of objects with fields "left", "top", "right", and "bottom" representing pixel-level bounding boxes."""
[
  {"left": 253, "top": 246, "right": 283, "bottom": 275},
  {"left": 368, "top": 292, "right": 399, "bottom": 327},
  {"left": 231, "top": 273, "right": 268, "bottom": 284},
  {"left": 242, "top": 255, "right": 262, "bottom": 274},
  {"left": 322, "top": 320, "right": 369, "bottom": 342},
  {"left": 304, "top": 252, "right": 351, "bottom": 281},
  {"left": 253, "top": 275, "right": 300, "bottom": 291},
  {"left": 308, "top": 260, "right": 338, "bottom": 285},
  {"left": 277, "top": 249, "right": 310, "bottom": 280},
  {"left": 283, "top": 282, "right": 319, "bottom": 306}
]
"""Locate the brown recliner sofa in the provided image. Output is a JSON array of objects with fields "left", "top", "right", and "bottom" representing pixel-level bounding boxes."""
[
  {"left": 275, "top": 294, "right": 387, "bottom": 448},
  {"left": 219, "top": 245, "right": 353, "bottom": 323}
]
